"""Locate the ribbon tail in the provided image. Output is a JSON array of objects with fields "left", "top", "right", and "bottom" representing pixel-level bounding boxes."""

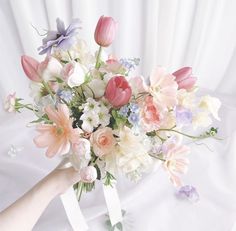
[
  {"left": 60, "top": 187, "right": 88, "bottom": 231},
  {"left": 103, "top": 184, "right": 123, "bottom": 227}
]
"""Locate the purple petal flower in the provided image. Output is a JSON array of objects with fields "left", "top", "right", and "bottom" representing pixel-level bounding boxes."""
[
  {"left": 175, "top": 106, "right": 192, "bottom": 126},
  {"left": 38, "top": 18, "right": 81, "bottom": 55},
  {"left": 176, "top": 185, "right": 200, "bottom": 203}
]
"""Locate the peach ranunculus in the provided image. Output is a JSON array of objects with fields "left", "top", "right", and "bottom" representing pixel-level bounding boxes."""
[
  {"left": 140, "top": 95, "right": 162, "bottom": 132},
  {"left": 90, "top": 127, "right": 116, "bottom": 157},
  {"left": 163, "top": 144, "right": 190, "bottom": 187},
  {"left": 149, "top": 67, "right": 178, "bottom": 108},
  {"left": 34, "top": 104, "right": 81, "bottom": 158}
]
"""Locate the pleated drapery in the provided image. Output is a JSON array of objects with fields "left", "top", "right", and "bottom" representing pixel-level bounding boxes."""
[{"left": 1, "top": 0, "right": 236, "bottom": 103}]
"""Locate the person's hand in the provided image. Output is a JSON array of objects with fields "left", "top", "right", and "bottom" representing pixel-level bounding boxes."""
[{"left": 47, "top": 165, "right": 81, "bottom": 196}]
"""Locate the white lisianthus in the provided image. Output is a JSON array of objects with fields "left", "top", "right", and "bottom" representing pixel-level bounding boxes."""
[
  {"left": 106, "top": 126, "right": 152, "bottom": 178},
  {"left": 62, "top": 61, "right": 87, "bottom": 88},
  {"left": 41, "top": 56, "right": 63, "bottom": 81},
  {"left": 4, "top": 92, "right": 16, "bottom": 112},
  {"left": 199, "top": 95, "right": 221, "bottom": 120}
]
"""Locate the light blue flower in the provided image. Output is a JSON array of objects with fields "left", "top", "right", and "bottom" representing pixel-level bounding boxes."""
[
  {"left": 57, "top": 89, "right": 73, "bottom": 103},
  {"left": 128, "top": 112, "right": 139, "bottom": 125},
  {"left": 129, "top": 103, "right": 139, "bottom": 113},
  {"left": 118, "top": 105, "right": 129, "bottom": 117}
]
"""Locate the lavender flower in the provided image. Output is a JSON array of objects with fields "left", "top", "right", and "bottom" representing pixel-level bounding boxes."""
[
  {"left": 38, "top": 18, "right": 81, "bottom": 55},
  {"left": 175, "top": 106, "right": 192, "bottom": 126},
  {"left": 176, "top": 185, "right": 199, "bottom": 203}
]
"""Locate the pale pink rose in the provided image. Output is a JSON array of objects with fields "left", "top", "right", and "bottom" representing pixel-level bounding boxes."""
[
  {"left": 172, "top": 67, "right": 197, "bottom": 90},
  {"left": 80, "top": 166, "right": 97, "bottom": 183},
  {"left": 4, "top": 92, "right": 16, "bottom": 112},
  {"left": 105, "top": 76, "right": 132, "bottom": 108},
  {"left": 140, "top": 96, "right": 162, "bottom": 132},
  {"left": 94, "top": 16, "right": 117, "bottom": 47},
  {"left": 163, "top": 144, "right": 190, "bottom": 187},
  {"left": 149, "top": 67, "right": 178, "bottom": 108},
  {"left": 90, "top": 127, "right": 116, "bottom": 157}
]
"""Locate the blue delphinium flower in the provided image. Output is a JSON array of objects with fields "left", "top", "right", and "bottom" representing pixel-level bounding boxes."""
[
  {"left": 119, "top": 58, "right": 140, "bottom": 71},
  {"left": 57, "top": 89, "right": 73, "bottom": 103},
  {"left": 118, "top": 105, "right": 129, "bottom": 117},
  {"left": 38, "top": 18, "right": 81, "bottom": 55},
  {"left": 129, "top": 103, "right": 139, "bottom": 113},
  {"left": 128, "top": 112, "right": 139, "bottom": 125}
]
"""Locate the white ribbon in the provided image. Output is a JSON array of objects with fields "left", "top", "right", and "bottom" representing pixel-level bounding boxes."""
[
  {"left": 60, "top": 187, "right": 88, "bottom": 231},
  {"left": 103, "top": 184, "right": 123, "bottom": 227}
]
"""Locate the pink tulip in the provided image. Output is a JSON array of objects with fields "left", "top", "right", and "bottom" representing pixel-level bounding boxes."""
[
  {"left": 94, "top": 16, "right": 117, "bottom": 47},
  {"left": 172, "top": 67, "right": 197, "bottom": 90},
  {"left": 105, "top": 76, "right": 132, "bottom": 108},
  {"left": 21, "top": 55, "right": 41, "bottom": 82}
]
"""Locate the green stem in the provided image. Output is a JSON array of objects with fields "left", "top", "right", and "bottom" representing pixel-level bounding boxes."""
[
  {"left": 149, "top": 154, "right": 166, "bottom": 162},
  {"left": 95, "top": 46, "right": 102, "bottom": 69},
  {"left": 156, "top": 128, "right": 222, "bottom": 140},
  {"left": 67, "top": 51, "right": 73, "bottom": 60},
  {"left": 42, "top": 81, "right": 54, "bottom": 98}
]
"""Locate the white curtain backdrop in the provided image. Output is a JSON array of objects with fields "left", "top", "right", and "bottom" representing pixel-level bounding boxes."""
[{"left": 0, "top": 0, "right": 236, "bottom": 231}]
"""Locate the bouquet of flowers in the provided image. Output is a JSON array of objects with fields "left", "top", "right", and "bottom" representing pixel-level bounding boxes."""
[{"left": 4, "top": 15, "right": 221, "bottom": 230}]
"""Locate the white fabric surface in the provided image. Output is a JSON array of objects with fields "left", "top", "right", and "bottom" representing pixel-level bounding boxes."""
[{"left": 0, "top": 0, "right": 236, "bottom": 230}]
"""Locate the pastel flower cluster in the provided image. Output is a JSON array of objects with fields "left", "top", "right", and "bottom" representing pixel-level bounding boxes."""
[{"left": 4, "top": 16, "right": 221, "bottom": 195}]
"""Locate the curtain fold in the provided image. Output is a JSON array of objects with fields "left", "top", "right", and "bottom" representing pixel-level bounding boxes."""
[{"left": 1, "top": 0, "right": 236, "bottom": 101}]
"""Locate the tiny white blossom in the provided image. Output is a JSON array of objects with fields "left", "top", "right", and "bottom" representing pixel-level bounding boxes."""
[{"left": 80, "top": 111, "right": 100, "bottom": 132}]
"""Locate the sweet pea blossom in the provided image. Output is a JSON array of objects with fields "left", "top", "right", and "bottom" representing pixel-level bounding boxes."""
[
  {"left": 199, "top": 95, "right": 221, "bottom": 120},
  {"left": 4, "top": 92, "right": 17, "bottom": 112},
  {"left": 172, "top": 67, "right": 197, "bottom": 90},
  {"left": 163, "top": 144, "right": 190, "bottom": 187},
  {"left": 94, "top": 16, "right": 117, "bottom": 47},
  {"left": 38, "top": 18, "right": 81, "bottom": 55},
  {"left": 176, "top": 185, "right": 200, "bottom": 203},
  {"left": 34, "top": 104, "right": 81, "bottom": 157},
  {"left": 149, "top": 67, "right": 178, "bottom": 108},
  {"left": 105, "top": 76, "right": 132, "bottom": 108},
  {"left": 90, "top": 127, "right": 116, "bottom": 157}
]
